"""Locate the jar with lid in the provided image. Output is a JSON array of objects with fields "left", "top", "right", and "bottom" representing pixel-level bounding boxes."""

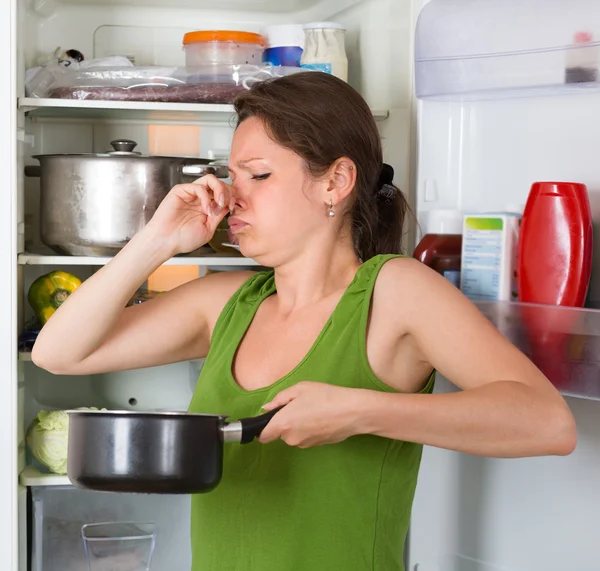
[
  {"left": 413, "top": 209, "right": 463, "bottom": 287},
  {"left": 300, "top": 22, "right": 348, "bottom": 81},
  {"left": 263, "top": 24, "right": 305, "bottom": 67},
  {"left": 182, "top": 30, "right": 265, "bottom": 70}
]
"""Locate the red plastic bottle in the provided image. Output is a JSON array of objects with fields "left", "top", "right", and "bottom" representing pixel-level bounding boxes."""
[
  {"left": 518, "top": 181, "right": 593, "bottom": 307},
  {"left": 517, "top": 181, "right": 593, "bottom": 390}
]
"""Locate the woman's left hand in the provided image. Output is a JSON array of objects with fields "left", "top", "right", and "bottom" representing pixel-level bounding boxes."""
[{"left": 259, "top": 381, "right": 368, "bottom": 448}]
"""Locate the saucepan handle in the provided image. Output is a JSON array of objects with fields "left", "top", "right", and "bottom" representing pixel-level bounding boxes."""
[
  {"left": 181, "top": 163, "right": 229, "bottom": 179},
  {"left": 222, "top": 406, "right": 284, "bottom": 444},
  {"left": 24, "top": 165, "right": 41, "bottom": 177},
  {"left": 181, "top": 164, "right": 216, "bottom": 177}
]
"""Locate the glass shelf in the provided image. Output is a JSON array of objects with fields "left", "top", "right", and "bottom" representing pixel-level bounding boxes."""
[
  {"left": 19, "top": 465, "right": 70, "bottom": 487},
  {"left": 19, "top": 98, "right": 389, "bottom": 122},
  {"left": 18, "top": 252, "right": 260, "bottom": 267},
  {"left": 474, "top": 300, "right": 600, "bottom": 401}
]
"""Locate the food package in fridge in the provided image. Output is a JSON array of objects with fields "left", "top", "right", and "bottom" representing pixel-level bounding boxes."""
[
  {"left": 25, "top": 53, "right": 134, "bottom": 98},
  {"left": 37, "top": 64, "right": 307, "bottom": 104}
]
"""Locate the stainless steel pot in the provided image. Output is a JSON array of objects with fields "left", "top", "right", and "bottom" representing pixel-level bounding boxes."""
[{"left": 25, "top": 139, "right": 229, "bottom": 256}]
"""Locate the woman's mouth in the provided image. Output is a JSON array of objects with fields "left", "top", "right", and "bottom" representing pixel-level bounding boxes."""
[{"left": 227, "top": 216, "right": 249, "bottom": 234}]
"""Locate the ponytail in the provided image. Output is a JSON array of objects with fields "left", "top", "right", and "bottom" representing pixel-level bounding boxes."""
[{"left": 350, "top": 163, "right": 409, "bottom": 261}]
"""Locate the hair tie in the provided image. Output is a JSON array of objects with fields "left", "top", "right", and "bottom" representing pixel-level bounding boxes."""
[
  {"left": 376, "top": 163, "right": 395, "bottom": 202},
  {"left": 377, "top": 163, "right": 394, "bottom": 189}
]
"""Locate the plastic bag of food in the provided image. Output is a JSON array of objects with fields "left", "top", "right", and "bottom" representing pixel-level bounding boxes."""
[
  {"left": 26, "top": 51, "right": 133, "bottom": 98},
  {"left": 42, "top": 63, "right": 306, "bottom": 104}
]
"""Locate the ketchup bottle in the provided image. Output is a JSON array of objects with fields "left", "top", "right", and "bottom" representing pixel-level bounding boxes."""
[
  {"left": 517, "top": 181, "right": 593, "bottom": 389},
  {"left": 413, "top": 209, "right": 463, "bottom": 287}
]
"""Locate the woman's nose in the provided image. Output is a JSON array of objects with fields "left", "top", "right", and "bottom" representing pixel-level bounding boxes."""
[{"left": 229, "top": 183, "right": 246, "bottom": 211}]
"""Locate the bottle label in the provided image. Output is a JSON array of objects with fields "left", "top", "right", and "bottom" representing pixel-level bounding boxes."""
[
  {"left": 300, "top": 63, "right": 332, "bottom": 74},
  {"left": 442, "top": 270, "right": 461, "bottom": 288},
  {"left": 461, "top": 216, "right": 508, "bottom": 300}
]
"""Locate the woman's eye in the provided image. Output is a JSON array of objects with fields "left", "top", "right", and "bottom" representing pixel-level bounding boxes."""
[{"left": 251, "top": 173, "right": 271, "bottom": 181}]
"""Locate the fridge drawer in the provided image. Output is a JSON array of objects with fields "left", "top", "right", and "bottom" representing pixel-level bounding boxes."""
[{"left": 30, "top": 485, "right": 191, "bottom": 571}]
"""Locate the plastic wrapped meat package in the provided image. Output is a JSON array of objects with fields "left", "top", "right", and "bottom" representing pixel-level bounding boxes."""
[{"left": 29, "top": 62, "right": 306, "bottom": 104}]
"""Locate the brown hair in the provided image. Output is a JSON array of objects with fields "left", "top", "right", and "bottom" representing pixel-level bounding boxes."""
[{"left": 233, "top": 72, "right": 409, "bottom": 261}]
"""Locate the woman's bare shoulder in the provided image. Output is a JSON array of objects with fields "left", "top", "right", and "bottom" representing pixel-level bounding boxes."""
[
  {"left": 185, "top": 269, "right": 258, "bottom": 302},
  {"left": 180, "top": 270, "right": 258, "bottom": 321},
  {"left": 372, "top": 256, "right": 462, "bottom": 328}
]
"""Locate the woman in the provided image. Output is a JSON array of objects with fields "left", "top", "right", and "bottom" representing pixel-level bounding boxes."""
[{"left": 32, "top": 72, "right": 576, "bottom": 571}]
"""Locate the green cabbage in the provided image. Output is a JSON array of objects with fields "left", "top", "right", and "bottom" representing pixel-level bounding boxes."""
[{"left": 26, "top": 408, "right": 103, "bottom": 475}]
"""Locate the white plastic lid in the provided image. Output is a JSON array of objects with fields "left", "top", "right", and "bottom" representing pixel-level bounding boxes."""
[
  {"left": 504, "top": 203, "right": 525, "bottom": 214},
  {"left": 263, "top": 24, "right": 305, "bottom": 49},
  {"left": 303, "top": 22, "right": 347, "bottom": 31},
  {"left": 426, "top": 209, "right": 463, "bottom": 234}
]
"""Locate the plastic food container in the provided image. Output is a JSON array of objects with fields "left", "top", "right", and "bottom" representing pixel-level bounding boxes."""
[
  {"left": 262, "top": 24, "right": 304, "bottom": 67},
  {"left": 82, "top": 522, "right": 156, "bottom": 571},
  {"left": 30, "top": 485, "right": 191, "bottom": 571},
  {"left": 300, "top": 22, "right": 348, "bottom": 81},
  {"left": 183, "top": 30, "right": 265, "bottom": 68}
]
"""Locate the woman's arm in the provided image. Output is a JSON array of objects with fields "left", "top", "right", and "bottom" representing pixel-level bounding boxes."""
[
  {"left": 358, "top": 258, "right": 576, "bottom": 457},
  {"left": 32, "top": 228, "right": 252, "bottom": 375},
  {"left": 260, "top": 259, "right": 576, "bottom": 457},
  {"left": 32, "top": 176, "right": 250, "bottom": 375}
]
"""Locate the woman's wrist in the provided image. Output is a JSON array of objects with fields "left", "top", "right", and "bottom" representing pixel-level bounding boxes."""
[
  {"left": 347, "top": 388, "right": 394, "bottom": 437},
  {"left": 125, "top": 226, "right": 177, "bottom": 268}
]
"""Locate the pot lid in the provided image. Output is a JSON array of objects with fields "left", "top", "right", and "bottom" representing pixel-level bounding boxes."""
[
  {"left": 106, "top": 138, "right": 143, "bottom": 155},
  {"left": 32, "top": 139, "right": 148, "bottom": 158},
  {"left": 31, "top": 139, "right": 221, "bottom": 164}
]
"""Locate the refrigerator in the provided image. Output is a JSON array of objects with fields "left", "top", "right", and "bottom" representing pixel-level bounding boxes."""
[{"left": 3, "top": 0, "right": 600, "bottom": 569}]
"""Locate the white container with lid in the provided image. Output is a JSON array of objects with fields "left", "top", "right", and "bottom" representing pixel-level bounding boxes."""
[
  {"left": 300, "top": 22, "right": 348, "bottom": 81},
  {"left": 264, "top": 24, "right": 305, "bottom": 50},
  {"left": 262, "top": 24, "right": 305, "bottom": 67},
  {"left": 426, "top": 209, "right": 464, "bottom": 235}
]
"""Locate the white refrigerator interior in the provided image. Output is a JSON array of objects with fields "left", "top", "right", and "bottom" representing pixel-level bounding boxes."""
[
  {"left": 8, "top": 0, "right": 416, "bottom": 569},
  {"left": 3, "top": 0, "right": 600, "bottom": 569}
]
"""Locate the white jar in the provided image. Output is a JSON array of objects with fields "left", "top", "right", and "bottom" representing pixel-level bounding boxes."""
[{"left": 300, "top": 22, "right": 348, "bottom": 81}]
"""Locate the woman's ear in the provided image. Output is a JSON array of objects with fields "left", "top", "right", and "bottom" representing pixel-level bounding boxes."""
[{"left": 324, "top": 157, "right": 357, "bottom": 207}]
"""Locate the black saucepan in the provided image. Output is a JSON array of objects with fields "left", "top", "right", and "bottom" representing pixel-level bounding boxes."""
[{"left": 66, "top": 408, "right": 282, "bottom": 494}]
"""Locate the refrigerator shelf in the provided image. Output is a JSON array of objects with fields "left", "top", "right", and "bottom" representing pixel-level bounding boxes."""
[
  {"left": 18, "top": 97, "right": 390, "bottom": 122},
  {"left": 19, "top": 97, "right": 236, "bottom": 122},
  {"left": 19, "top": 465, "right": 70, "bottom": 487},
  {"left": 415, "top": 0, "right": 600, "bottom": 101},
  {"left": 17, "top": 301, "right": 600, "bottom": 401},
  {"left": 473, "top": 300, "right": 600, "bottom": 401},
  {"left": 17, "top": 252, "right": 261, "bottom": 267}
]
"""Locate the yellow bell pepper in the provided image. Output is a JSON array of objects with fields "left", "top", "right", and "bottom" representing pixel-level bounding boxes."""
[{"left": 28, "top": 271, "right": 82, "bottom": 325}]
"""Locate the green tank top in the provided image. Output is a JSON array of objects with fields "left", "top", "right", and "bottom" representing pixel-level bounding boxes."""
[{"left": 188, "top": 254, "right": 434, "bottom": 571}]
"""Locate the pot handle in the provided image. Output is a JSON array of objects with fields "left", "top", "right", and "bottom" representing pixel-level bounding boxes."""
[
  {"left": 181, "top": 164, "right": 216, "bottom": 177},
  {"left": 222, "top": 406, "right": 284, "bottom": 444},
  {"left": 24, "top": 165, "right": 41, "bottom": 177}
]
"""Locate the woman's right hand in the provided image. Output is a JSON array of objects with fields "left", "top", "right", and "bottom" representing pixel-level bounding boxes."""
[{"left": 144, "top": 174, "right": 235, "bottom": 256}]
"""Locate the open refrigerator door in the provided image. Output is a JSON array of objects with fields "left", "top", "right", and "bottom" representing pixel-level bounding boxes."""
[{"left": 409, "top": 1, "right": 600, "bottom": 570}]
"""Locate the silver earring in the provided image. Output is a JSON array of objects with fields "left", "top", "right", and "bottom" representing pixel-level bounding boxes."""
[{"left": 328, "top": 200, "right": 335, "bottom": 218}]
